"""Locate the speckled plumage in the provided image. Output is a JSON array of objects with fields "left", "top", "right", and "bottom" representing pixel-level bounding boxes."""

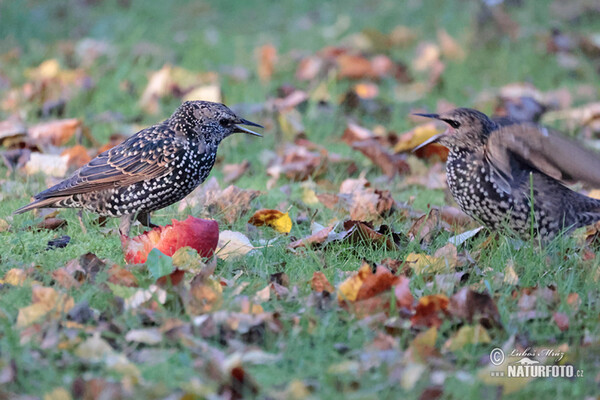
[
  {"left": 15, "top": 101, "right": 262, "bottom": 234},
  {"left": 415, "top": 108, "right": 600, "bottom": 241}
]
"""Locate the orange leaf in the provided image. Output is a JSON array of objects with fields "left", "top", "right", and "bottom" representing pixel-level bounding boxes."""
[
  {"left": 61, "top": 144, "right": 91, "bottom": 169},
  {"left": 411, "top": 294, "right": 449, "bottom": 328},
  {"left": 311, "top": 272, "right": 334, "bottom": 293},
  {"left": 257, "top": 44, "right": 277, "bottom": 82}
]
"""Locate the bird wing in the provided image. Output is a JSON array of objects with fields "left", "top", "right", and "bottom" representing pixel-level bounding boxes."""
[
  {"left": 484, "top": 123, "right": 600, "bottom": 193},
  {"left": 35, "top": 127, "right": 188, "bottom": 199}
]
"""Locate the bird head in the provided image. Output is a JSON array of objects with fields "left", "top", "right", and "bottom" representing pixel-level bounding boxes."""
[
  {"left": 413, "top": 108, "right": 497, "bottom": 151},
  {"left": 171, "top": 100, "right": 263, "bottom": 142}
]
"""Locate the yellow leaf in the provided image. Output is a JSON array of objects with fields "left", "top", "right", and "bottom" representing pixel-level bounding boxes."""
[
  {"left": 16, "top": 286, "right": 74, "bottom": 327},
  {"left": 407, "top": 326, "right": 438, "bottom": 363},
  {"left": 16, "top": 303, "right": 50, "bottom": 328},
  {"left": 301, "top": 186, "right": 319, "bottom": 205},
  {"left": 248, "top": 209, "right": 292, "bottom": 234},
  {"left": 74, "top": 333, "right": 114, "bottom": 362},
  {"left": 337, "top": 263, "right": 371, "bottom": 302},
  {"left": 0, "top": 218, "right": 9, "bottom": 232},
  {"left": 43, "top": 387, "right": 72, "bottom": 400},
  {"left": 394, "top": 123, "right": 441, "bottom": 153},
  {"left": 478, "top": 365, "right": 534, "bottom": 395},
  {"left": 444, "top": 324, "right": 491, "bottom": 352},
  {"left": 404, "top": 252, "right": 446, "bottom": 274},
  {"left": 1, "top": 268, "right": 27, "bottom": 286}
]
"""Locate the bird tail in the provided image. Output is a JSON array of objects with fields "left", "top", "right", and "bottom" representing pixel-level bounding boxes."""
[{"left": 14, "top": 196, "right": 70, "bottom": 215}]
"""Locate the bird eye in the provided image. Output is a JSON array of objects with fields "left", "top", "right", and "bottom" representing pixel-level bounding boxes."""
[
  {"left": 219, "top": 119, "right": 232, "bottom": 127},
  {"left": 442, "top": 119, "right": 461, "bottom": 129}
]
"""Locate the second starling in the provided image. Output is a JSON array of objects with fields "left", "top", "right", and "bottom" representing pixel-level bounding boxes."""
[
  {"left": 15, "top": 101, "right": 263, "bottom": 235},
  {"left": 414, "top": 108, "right": 600, "bottom": 241}
]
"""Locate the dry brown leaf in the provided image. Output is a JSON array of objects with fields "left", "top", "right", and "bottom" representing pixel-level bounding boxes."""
[
  {"left": 408, "top": 209, "right": 444, "bottom": 244},
  {"left": 351, "top": 139, "right": 410, "bottom": 177},
  {"left": 448, "top": 288, "right": 502, "bottom": 328},
  {"left": 316, "top": 193, "right": 340, "bottom": 209},
  {"left": 288, "top": 225, "right": 334, "bottom": 249},
  {"left": 28, "top": 119, "right": 81, "bottom": 147},
  {"left": 341, "top": 122, "right": 376, "bottom": 145},
  {"left": 179, "top": 178, "right": 260, "bottom": 223},
  {"left": 223, "top": 160, "right": 250, "bottom": 183},
  {"left": 342, "top": 220, "right": 396, "bottom": 250}
]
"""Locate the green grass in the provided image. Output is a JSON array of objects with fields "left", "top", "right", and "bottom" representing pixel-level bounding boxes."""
[{"left": 1, "top": 0, "right": 600, "bottom": 398}]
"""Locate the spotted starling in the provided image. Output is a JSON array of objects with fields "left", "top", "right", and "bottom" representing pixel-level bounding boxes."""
[
  {"left": 414, "top": 108, "right": 600, "bottom": 241},
  {"left": 15, "top": 101, "right": 263, "bottom": 235}
]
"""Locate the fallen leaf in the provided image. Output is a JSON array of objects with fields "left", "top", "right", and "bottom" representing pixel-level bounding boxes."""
[
  {"left": 437, "top": 29, "right": 466, "bottom": 61},
  {"left": 25, "top": 153, "right": 68, "bottom": 177},
  {"left": 223, "top": 160, "right": 250, "bottom": 183},
  {"left": 257, "top": 44, "right": 277, "bottom": 82},
  {"left": 407, "top": 326, "right": 438, "bottom": 363},
  {"left": 28, "top": 118, "right": 81, "bottom": 146},
  {"left": 43, "top": 387, "right": 72, "bottom": 400},
  {"left": 408, "top": 209, "right": 444, "bottom": 244},
  {"left": 553, "top": 312, "right": 569, "bottom": 331},
  {"left": 16, "top": 286, "right": 75, "bottom": 327},
  {"left": 350, "top": 139, "right": 410, "bottom": 177},
  {"left": 182, "top": 84, "right": 222, "bottom": 103},
  {"left": 125, "top": 328, "right": 163, "bottom": 345},
  {"left": 311, "top": 271, "right": 335, "bottom": 293},
  {"left": 216, "top": 230, "right": 255, "bottom": 260},
  {"left": 411, "top": 294, "right": 449, "bottom": 328},
  {"left": 288, "top": 225, "right": 334, "bottom": 249},
  {"left": 443, "top": 324, "right": 491, "bottom": 352},
  {"left": 248, "top": 209, "right": 292, "bottom": 234},
  {"left": 187, "top": 275, "right": 223, "bottom": 315},
  {"left": 449, "top": 288, "right": 502, "bottom": 328},
  {"left": 0, "top": 268, "right": 27, "bottom": 286},
  {"left": 179, "top": 178, "right": 261, "bottom": 223}
]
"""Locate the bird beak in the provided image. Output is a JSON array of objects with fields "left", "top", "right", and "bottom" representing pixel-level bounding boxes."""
[
  {"left": 412, "top": 133, "right": 445, "bottom": 152},
  {"left": 411, "top": 113, "right": 444, "bottom": 152},
  {"left": 412, "top": 113, "right": 440, "bottom": 120},
  {"left": 234, "top": 118, "right": 263, "bottom": 137}
]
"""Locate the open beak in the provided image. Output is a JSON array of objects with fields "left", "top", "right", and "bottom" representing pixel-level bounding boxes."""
[
  {"left": 412, "top": 133, "right": 445, "bottom": 152},
  {"left": 234, "top": 118, "right": 263, "bottom": 137},
  {"left": 411, "top": 113, "right": 443, "bottom": 152}
]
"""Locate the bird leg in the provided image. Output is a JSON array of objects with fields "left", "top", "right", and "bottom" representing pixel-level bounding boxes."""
[
  {"left": 119, "top": 215, "right": 135, "bottom": 237},
  {"left": 135, "top": 212, "right": 158, "bottom": 229},
  {"left": 77, "top": 210, "right": 87, "bottom": 234}
]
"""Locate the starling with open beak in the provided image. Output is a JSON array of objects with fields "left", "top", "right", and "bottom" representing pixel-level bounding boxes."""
[
  {"left": 15, "top": 101, "right": 263, "bottom": 235},
  {"left": 414, "top": 108, "right": 600, "bottom": 241}
]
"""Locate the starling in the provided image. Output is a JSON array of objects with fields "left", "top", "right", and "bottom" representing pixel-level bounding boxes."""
[
  {"left": 15, "top": 100, "right": 263, "bottom": 235},
  {"left": 414, "top": 108, "right": 600, "bottom": 241}
]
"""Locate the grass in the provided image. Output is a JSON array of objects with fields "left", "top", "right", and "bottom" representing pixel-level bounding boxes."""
[{"left": 1, "top": 0, "right": 600, "bottom": 398}]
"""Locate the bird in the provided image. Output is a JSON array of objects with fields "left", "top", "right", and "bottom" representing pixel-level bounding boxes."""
[
  {"left": 15, "top": 100, "right": 263, "bottom": 235},
  {"left": 413, "top": 108, "right": 600, "bottom": 241}
]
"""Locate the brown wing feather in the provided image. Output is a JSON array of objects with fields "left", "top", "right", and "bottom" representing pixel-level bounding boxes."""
[
  {"left": 485, "top": 123, "right": 600, "bottom": 190},
  {"left": 34, "top": 126, "right": 187, "bottom": 198}
]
